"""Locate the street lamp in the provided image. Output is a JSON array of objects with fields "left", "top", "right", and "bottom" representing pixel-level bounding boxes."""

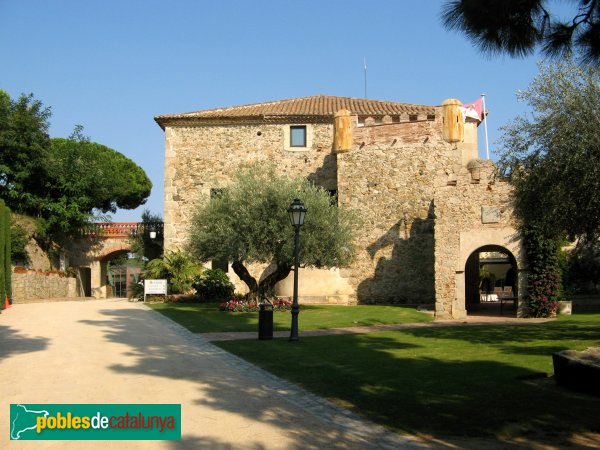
[
  {"left": 147, "top": 222, "right": 162, "bottom": 241},
  {"left": 287, "top": 198, "right": 307, "bottom": 341}
]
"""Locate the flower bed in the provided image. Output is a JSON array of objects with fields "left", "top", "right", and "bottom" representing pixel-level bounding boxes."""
[
  {"left": 273, "top": 298, "right": 292, "bottom": 310},
  {"left": 218, "top": 297, "right": 292, "bottom": 312},
  {"left": 219, "top": 299, "right": 259, "bottom": 312}
]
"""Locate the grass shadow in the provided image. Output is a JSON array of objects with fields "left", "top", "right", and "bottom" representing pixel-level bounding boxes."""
[{"left": 216, "top": 319, "right": 600, "bottom": 446}]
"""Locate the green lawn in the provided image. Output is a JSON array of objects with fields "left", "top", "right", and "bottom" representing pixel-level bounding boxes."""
[
  {"left": 216, "top": 313, "right": 600, "bottom": 442},
  {"left": 148, "top": 302, "right": 433, "bottom": 333}
]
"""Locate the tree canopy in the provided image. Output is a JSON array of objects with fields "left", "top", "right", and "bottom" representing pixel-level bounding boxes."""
[
  {"left": 129, "top": 209, "right": 164, "bottom": 261},
  {"left": 498, "top": 60, "right": 600, "bottom": 241},
  {"left": 48, "top": 136, "right": 152, "bottom": 212},
  {"left": 0, "top": 90, "right": 152, "bottom": 241},
  {"left": 441, "top": 0, "right": 600, "bottom": 65},
  {"left": 187, "top": 165, "right": 359, "bottom": 300},
  {"left": 0, "top": 91, "right": 51, "bottom": 214}
]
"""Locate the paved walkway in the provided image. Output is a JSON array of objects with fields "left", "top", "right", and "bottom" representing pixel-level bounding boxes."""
[
  {"left": 202, "top": 315, "right": 553, "bottom": 341},
  {"left": 0, "top": 299, "right": 424, "bottom": 450}
]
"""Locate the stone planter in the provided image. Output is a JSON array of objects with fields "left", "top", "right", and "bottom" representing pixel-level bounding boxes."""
[
  {"left": 558, "top": 300, "right": 572, "bottom": 315},
  {"left": 552, "top": 348, "right": 600, "bottom": 396}
]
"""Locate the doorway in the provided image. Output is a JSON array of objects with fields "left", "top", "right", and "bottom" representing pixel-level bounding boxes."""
[{"left": 465, "top": 245, "right": 518, "bottom": 316}]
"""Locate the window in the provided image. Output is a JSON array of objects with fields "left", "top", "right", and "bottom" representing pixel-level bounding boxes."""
[
  {"left": 284, "top": 124, "right": 312, "bottom": 151},
  {"left": 212, "top": 258, "right": 229, "bottom": 273},
  {"left": 290, "top": 126, "right": 307, "bottom": 147},
  {"left": 409, "top": 114, "right": 418, "bottom": 122}
]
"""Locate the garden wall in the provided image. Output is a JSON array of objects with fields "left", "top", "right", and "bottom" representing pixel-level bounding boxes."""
[{"left": 11, "top": 270, "right": 79, "bottom": 302}]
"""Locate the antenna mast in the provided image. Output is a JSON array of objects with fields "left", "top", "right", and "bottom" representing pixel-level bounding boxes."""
[{"left": 364, "top": 57, "right": 368, "bottom": 99}]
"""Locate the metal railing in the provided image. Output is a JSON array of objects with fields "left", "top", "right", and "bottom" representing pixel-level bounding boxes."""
[{"left": 82, "top": 222, "right": 164, "bottom": 237}]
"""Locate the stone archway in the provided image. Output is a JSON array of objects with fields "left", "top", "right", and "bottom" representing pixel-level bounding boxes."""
[
  {"left": 450, "top": 227, "right": 526, "bottom": 319},
  {"left": 90, "top": 246, "right": 132, "bottom": 299},
  {"left": 465, "top": 245, "right": 518, "bottom": 316}
]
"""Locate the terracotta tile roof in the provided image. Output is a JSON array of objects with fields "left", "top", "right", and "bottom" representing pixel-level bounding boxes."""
[{"left": 155, "top": 95, "right": 435, "bottom": 127}]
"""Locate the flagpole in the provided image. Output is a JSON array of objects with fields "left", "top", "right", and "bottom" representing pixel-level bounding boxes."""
[{"left": 481, "top": 93, "right": 490, "bottom": 160}]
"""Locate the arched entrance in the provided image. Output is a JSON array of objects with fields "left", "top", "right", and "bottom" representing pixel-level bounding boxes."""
[
  {"left": 101, "top": 251, "right": 142, "bottom": 299},
  {"left": 88, "top": 244, "right": 133, "bottom": 298},
  {"left": 465, "top": 245, "right": 518, "bottom": 316}
]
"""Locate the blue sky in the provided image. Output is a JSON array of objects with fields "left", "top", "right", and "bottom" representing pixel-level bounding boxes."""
[{"left": 0, "top": 1, "right": 560, "bottom": 222}]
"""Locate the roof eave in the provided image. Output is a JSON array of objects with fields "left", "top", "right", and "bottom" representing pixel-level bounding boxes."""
[{"left": 154, "top": 113, "right": 337, "bottom": 129}]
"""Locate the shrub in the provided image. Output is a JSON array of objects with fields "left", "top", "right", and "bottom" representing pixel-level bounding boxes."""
[
  {"left": 194, "top": 269, "right": 235, "bottom": 301},
  {"left": 143, "top": 251, "right": 203, "bottom": 294},
  {"left": 563, "top": 241, "right": 600, "bottom": 294},
  {"left": 128, "top": 280, "right": 144, "bottom": 300},
  {"left": 523, "top": 226, "right": 561, "bottom": 317}
]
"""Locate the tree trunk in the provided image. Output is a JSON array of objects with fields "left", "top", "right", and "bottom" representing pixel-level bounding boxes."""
[
  {"left": 231, "top": 260, "right": 292, "bottom": 303},
  {"left": 231, "top": 261, "right": 258, "bottom": 300},
  {"left": 257, "top": 263, "right": 292, "bottom": 301}
]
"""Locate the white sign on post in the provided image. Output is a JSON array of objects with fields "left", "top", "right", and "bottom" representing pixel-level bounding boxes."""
[{"left": 144, "top": 279, "right": 168, "bottom": 302}]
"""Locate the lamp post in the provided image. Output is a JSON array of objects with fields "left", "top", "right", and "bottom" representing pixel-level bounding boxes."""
[{"left": 287, "top": 198, "right": 307, "bottom": 341}]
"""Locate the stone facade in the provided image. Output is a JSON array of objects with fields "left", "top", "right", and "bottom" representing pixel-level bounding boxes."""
[
  {"left": 338, "top": 118, "right": 456, "bottom": 304},
  {"left": 156, "top": 95, "right": 524, "bottom": 317},
  {"left": 433, "top": 160, "right": 525, "bottom": 318},
  {"left": 163, "top": 122, "right": 336, "bottom": 250},
  {"left": 12, "top": 271, "right": 79, "bottom": 302}
]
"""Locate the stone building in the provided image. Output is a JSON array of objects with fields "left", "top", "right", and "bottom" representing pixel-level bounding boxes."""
[{"left": 155, "top": 95, "right": 525, "bottom": 319}]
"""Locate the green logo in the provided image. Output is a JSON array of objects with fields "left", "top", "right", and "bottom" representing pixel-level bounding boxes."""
[{"left": 10, "top": 404, "right": 181, "bottom": 440}]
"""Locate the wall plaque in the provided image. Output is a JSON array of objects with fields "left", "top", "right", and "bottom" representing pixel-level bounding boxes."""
[{"left": 481, "top": 207, "right": 500, "bottom": 223}]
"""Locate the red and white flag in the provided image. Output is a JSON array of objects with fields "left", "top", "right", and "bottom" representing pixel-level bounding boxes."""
[{"left": 460, "top": 97, "right": 484, "bottom": 121}]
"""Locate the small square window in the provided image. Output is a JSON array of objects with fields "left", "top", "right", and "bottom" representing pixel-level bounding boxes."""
[
  {"left": 212, "top": 257, "right": 229, "bottom": 273},
  {"left": 290, "top": 126, "right": 307, "bottom": 147}
]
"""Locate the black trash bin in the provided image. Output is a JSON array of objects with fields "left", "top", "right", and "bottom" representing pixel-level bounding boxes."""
[{"left": 258, "top": 303, "right": 274, "bottom": 340}]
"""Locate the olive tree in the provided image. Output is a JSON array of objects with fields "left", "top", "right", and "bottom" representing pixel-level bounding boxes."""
[
  {"left": 498, "top": 60, "right": 600, "bottom": 242},
  {"left": 497, "top": 60, "right": 599, "bottom": 316},
  {"left": 188, "top": 165, "right": 359, "bottom": 301}
]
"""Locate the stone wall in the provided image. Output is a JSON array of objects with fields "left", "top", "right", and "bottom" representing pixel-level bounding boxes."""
[
  {"left": 12, "top": 271, "right": 79, "bottom": 302},
  {"left": 164, "top": 122, "right": 336, "bottom": 251},
  {"left": 433, "top": 160, "right": 524, "bottom": 318},
  {"left": 337, "top": 115, "right": 458, "bottom": 304}
]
